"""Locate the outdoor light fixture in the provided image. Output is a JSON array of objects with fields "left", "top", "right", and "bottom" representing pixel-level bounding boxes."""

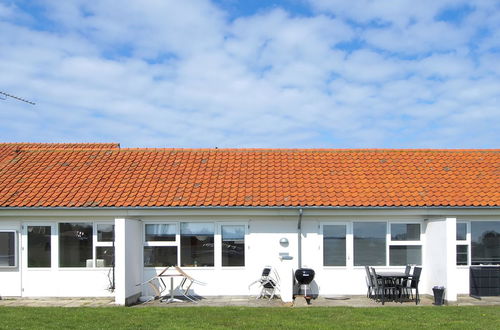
[{"left": 279, "top": 237, "right": 289, "bottom": 247}]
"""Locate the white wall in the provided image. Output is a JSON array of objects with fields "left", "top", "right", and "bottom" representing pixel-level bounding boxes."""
[
  {"left": 115, "top": 218, "right": 142, "bottom": 305},
  {"left": 423, "top": 217, "right": 457, "bottom": 301}
]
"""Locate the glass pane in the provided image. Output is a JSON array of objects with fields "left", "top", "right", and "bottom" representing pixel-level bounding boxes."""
[
  {"left": 144, "top": 246, "right": 177, "bottom": 267},
  {"left": 59, "top": 223, "right": 93, "bottom": 267},
  {"left": 456, "top": 245, "right": 468, "bottom": 265},
  {"left": 222, "top": 225, "right": 245, "bottom": 267},
  {"left": 96, "top": 247, "right": 114, "bottom": 267},
  {"left": 145, "top": 224, "right": 176, "bottom": 241},
  {"left": 389, "top": 246, "right": 422, "bottom": 266},
  {"left": 97, "top": 224, "right": 114, "bottom": 242},
  {"left": 391, "top": 224, "right": 420, "bottom": 241},
  {"left": 471, "top": 221, "right": 500, "bottom": 265},
  {"left": 0, "top": 232, "right": 16, "bottom": 267},
  {"left": 323, "top": 225, "right": 346, "bottom": 266},
  {"left": 354, "top": 222, "right": 386, "bottom": 266},
  {"left": 28, "top": 226, "right": 51, "bottom": 268},
  {"left": 456, "top": 223, "right": 467, "bottom": 241},
  {"left": 181, "top": 223, "right": 214, "bottom": 267}
]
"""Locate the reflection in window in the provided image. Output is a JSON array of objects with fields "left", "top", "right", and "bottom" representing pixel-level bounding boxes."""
[
  {"left": 391, "top": 224, "right": 420, "bottom": 241},
  {"left": 456, "top": 223, "right": 467, "bottom": 241},
  {"left": 354, "top": 222, "right": 386, "bottom": 266},
  {"left": 59, "top": 223, "right": 93, "bottom": 267},
  {"left": 471, "top": 221, "right": 500, "bottom": 265},
  {"left": 457, "top": 245, "right": 468, "bottom": 265},
  {"left": 145, "top": 224, "right": 176, "bottom": 241},
  {"left": 221, "top": 225, "right": 245, "bottom": 267},
  {"left": 97, "top": 224, "right": 114, "bottom": 242},
  {"left": 28, "top": 226, "right": 51, "bottom": 268},
  {"left": 0, "top": 231, "right": 16, "bottom": 267},
  {"left": 181, "top": 223, "right": 214, "bottom": 267},
  {"left": 96, "top": 247, "right": 114, "bottom": 267},
  {"left": 144, "top": 246, "right": 177, "bottom": 267},
  {"left": 323, "top": 225, "right": 346, "bottom": 266},
  {"left": 389, "top": 246, "right": 422, "bottom": 266}
]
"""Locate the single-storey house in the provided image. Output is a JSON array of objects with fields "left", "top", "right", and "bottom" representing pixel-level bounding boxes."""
[{"left": 0, "top": 143, "right": 499, "bottom": 305}]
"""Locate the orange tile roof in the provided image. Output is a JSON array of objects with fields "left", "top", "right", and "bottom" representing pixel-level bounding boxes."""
[
  {"left": 0, "top": 143, "right": 120, "bottom": 162},
  {"left": 0, "top": 147, "right": 498, "bottom": 208}
]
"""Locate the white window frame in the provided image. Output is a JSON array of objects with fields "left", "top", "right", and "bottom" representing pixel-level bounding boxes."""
[
  {"left": 143, "top": 222, "right": 179, "bottom": 268},
  {"left": 0, "top": 230, "right": 18, "bottom": 268},
  {"left": 456, "top": 221, "right": 470, "bottom": 267},
  {"left": 218, "top": 222, "right": 248, "bottom": 269},
  {"left": 388, "top": 222, "right": 423, "bottom": 266},
  {"left": 57, "top": 221, "right": 95, "bottom": 269},
  {"left": 94, "top": 222, "right": 115, "bottom": 268},
  {"left": 320, "top": 222, "right": 351, "bottom": 268}
]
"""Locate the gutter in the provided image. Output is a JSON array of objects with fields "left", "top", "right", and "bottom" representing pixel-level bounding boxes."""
[{"left": 297, "top": 208, "right": 303, "bottom": 268}]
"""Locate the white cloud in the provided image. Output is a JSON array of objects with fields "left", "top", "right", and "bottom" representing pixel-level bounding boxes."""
[{"left": 0, "top": 0, "right": 499, "bottom": 148}]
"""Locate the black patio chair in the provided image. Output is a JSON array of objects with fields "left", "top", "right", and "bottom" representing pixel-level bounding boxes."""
[
  {"left": 409, "top": 267, "right": 422, "bottom": 305},
  {"left": 371, "top": 268, "right": 398, "bottom": 303}
]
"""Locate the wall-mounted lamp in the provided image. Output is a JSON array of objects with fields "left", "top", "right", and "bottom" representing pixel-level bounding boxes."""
[{"left": 279, "top": 237, "right": 289, "bottom": 247}]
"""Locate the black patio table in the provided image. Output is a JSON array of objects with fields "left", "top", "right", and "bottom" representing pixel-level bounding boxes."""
[{"left": 376, "top": 272, "right": 411, "bottom": 305}]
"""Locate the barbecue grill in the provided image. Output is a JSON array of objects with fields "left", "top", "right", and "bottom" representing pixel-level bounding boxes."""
[{"left": 295, "top": 268, "right": 315, "bottom": 303}]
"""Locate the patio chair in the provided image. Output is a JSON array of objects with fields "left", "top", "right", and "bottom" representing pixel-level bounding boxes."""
[
  {"left": 409, "top": 267, "right": 422, "bottom": 305},
  {"left": 248, "top": 266, "right": 280, "bottom": 300},
  {"left": 174, "top": 266, "right": 207, "bottom": 302},
  {"left": 371, "top": 267, "right": 398, "bottom": 302},
  {"left": 365, "top": 266, "right": 375, "bottom": 299}
]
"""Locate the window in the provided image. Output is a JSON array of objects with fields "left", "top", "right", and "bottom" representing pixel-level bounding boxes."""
[
  {"left": 95, "top": 224, "right": 114, "bottom": 267},
  {"left": 323, "top": 224, "right": 346, "bottom": 266},
  {"left": 144, "top": 223, "right": 178, "bottom": 267},
  {"left": 181, "top": 223, "right": 214, "bottom": 267},
  {"left": 456, "top": 223, "right": 468, "bottom": 265},
  {"left": 354, "top": 222, "right": 386, "bottom": 266},
  {"left": 0, "top": 231, "right": 16, "bottom": 268},
  {"left": 59, "top": 223, "right": 93, "bottom": 267},
  {"left": 471, "top": 221, "right": 500, "bottom": 265},
  {"left": 221, "top": 225, "right": 245, "bottom": 267},
  {"left": 389, "top": 223, "right": 422, "bottom": 266},
  {"left": 27, "top": 226, "right": 51, "bottom": 268}
]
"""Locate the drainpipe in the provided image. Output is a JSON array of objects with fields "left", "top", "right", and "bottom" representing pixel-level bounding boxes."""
[{"left": 297, "top": 208, "right": 303, "bottom": 268}]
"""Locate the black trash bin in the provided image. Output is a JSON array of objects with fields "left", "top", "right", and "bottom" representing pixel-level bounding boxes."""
[{"left": 433, "top": 286, "right": 445, "bottom": 305}]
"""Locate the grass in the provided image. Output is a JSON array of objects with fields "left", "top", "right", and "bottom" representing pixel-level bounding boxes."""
[{"left": 1, "top": 306, "right": 500, "bottom": 329}]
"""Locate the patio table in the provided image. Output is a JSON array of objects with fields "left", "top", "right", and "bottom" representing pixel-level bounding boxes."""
[{"left": 376, "top": 272, "right": 411, "bottom": 305}]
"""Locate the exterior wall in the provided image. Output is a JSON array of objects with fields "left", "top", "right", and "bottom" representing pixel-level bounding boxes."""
[
  {"left": 0, "top": 216, "right": 114, "bottom": 298},
  {"left": 1, "top": 208, "right": 499, "bottom": 300}
]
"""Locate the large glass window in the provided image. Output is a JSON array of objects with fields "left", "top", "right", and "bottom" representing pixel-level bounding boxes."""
[
  {"left": 144, "top": 246, "right": 178, "bottom": 267},
  {"left": 27, "top": 226, "right": 51, "bottom": 268},
  {"left": 0, "top": 231, "right": 16, "bottom": 267},
  {"left": 354, "top": 222, "right": 386, "bottom": 266},
  {"left": 471, "top": 221, "right": 500, "bottom": 265},
  {"left": 221, "top": 225, "right": 245, "bottom": 267},
  {"left": 59, "top": 223, "right": 93, "bottom": 267},
  {"left": 389, "top": 223, "right": 422, "bottom": 266},
  {"left": 323, "top": 224, "right": 346, "bottom": 266},
  {"left": 145, "top": 224, "right": 176, "bottom": 242},
  {"left": 181, "top": 223, "right": 214, "bottom": 267}
]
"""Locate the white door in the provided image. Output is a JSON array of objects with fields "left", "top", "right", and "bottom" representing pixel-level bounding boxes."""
[{"left": 22, "top": 223, "right": 57, "bottom": 296}]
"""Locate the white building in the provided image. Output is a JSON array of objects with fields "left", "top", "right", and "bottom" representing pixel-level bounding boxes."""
[{"left": 0, "top": 143, "right": 499, "bottom": 305}]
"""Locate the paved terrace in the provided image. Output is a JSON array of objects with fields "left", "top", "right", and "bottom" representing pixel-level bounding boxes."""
[{"left": 1, "top": 295, "right": 500, "bottom": 308}]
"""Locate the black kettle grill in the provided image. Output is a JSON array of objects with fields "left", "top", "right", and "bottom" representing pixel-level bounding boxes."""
[{"left": 295, "top": 268, "right": 315, "bottom": 300}]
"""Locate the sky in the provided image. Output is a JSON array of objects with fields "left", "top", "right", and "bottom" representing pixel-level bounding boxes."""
[{"left": 0, "top": 0, "right": 499, "bottom": 148}]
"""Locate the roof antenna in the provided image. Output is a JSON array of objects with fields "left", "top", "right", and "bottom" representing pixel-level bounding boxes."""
[{"left": 0, "top": 91, "right": 36, "bottom": 105}]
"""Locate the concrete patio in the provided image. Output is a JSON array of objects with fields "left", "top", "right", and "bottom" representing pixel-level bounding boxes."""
[{"left": 1, "top": 295, "right": 500, "bottom": 308}]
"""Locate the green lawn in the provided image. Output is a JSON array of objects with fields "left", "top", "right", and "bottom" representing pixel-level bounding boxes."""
[{"left": 1, "top": 306, "right": 499, "bottom": 329}]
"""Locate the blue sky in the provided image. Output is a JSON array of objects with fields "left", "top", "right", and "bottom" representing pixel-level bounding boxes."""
[{"left": 0, "top": 0, "right": 499, "bottom": 148}]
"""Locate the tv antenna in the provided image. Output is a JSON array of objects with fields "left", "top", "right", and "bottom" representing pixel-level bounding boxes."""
[{"left": 0, "top": 91, "right": 35, "bottom": 105}]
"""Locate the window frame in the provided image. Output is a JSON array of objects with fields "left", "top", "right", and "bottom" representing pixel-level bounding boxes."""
[
  {"left": 143, "top": 221, "right": 179, "bottom": 268},
  {"left": 94, "top": 222, "right": 115, "bottom": 268},
  {"left": 0, "top": 230, "right": 18, "bottom": 269},
  {"left": 218, "top": 222, "right": 247, "bottom": 269},
  {"left": 456, "top": 221, "right": 470, "bottom": 267},
  {"left": 388, "top": 222, "right": 422, "bottom": 266},
  {"left": 321, "top": 222, "right": 350, "bottom": 268}
]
